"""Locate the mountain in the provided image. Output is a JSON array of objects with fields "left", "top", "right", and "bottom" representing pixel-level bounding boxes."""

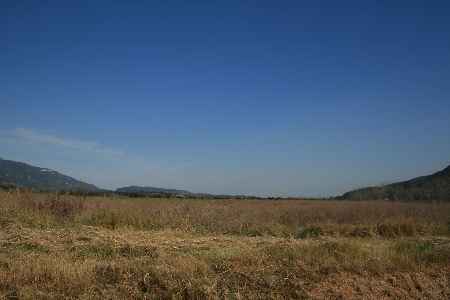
[
  {"left": 116, "top": 186, "right": 192, "bottom": 196},
  {"left": 339, "top": 165, "right": 450, "bottom": 201},
  {"left": 0, "top": 158, "right": 99, "bottom": 192}
]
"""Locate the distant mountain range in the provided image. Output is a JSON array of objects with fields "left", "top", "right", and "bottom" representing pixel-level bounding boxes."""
[
  {"left": 0, "top": 158, "right": 99, "bottom": 192},
  {"left": 116, "top": 186, "right": 192, "bottom": 196},
  {"left": 1, "top": 157, "right": 449, "bottom": 201},
  {"left": 0, "top": 158, "right": 255, "bottom": 198},
  {"left": 339, "top": 165, "right": 450, "bottom": 201}
]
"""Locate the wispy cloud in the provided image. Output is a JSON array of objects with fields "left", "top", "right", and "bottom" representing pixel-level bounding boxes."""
[
  {"left": 0, "top": 127, "right": 195, "bottom": 190},
  {"left": 7, "top": 128, "right": 125, "bottom": 157},
  {"left": 1, "top": 128, "right": 221, "bottom": 192}
]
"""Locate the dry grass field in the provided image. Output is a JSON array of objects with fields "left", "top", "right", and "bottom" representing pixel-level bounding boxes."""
[{"left": 1, "top": 190, "right": 450, "bottom": 299}]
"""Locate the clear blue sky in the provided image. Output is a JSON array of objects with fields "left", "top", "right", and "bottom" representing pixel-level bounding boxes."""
[{"left": 1, "top": 1, "right": 450, "bottom": 196}]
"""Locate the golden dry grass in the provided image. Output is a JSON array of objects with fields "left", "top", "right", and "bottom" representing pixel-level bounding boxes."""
[{"left": 1, "top": 190, "right": 449, "bottom": 299}]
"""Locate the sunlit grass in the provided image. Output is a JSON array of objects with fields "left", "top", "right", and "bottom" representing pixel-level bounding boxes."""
[{"left": 0, "top": 190, "right": 449, "bottom": 299}]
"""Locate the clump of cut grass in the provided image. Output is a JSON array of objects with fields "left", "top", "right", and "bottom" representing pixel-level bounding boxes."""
[
  {"left": 70, "top": 243, "right": 158, "bottom": 259},
  {"left": 11, "top": 242, "right": 50, "bottom": 254}
]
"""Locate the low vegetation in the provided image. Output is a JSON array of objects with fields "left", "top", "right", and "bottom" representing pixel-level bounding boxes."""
[{"left": 1, "top": 190, "right": 449, "bottom": 299}]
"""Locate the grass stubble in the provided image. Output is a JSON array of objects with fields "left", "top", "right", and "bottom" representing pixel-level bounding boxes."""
[{"left": 0, "top": 190, "right": 449, "bottom": 299}]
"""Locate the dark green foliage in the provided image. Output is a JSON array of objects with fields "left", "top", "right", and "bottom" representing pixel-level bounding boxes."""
[
  {"left": 295, "top": 226, "right": 322, "bottom": 239},
  {"left": 0, "top": 182, "right": 16, "bottom": 190},
  {"left": 116, "top": 185, "right": 192, "bottom": 196}
]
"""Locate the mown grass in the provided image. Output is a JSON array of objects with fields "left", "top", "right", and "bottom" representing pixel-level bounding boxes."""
[
  {"left": 1, "top": 231, "right": 449, "bottom": 299},
  {"left": 0, "top": 190, "right": 449, "bottom": 299}
]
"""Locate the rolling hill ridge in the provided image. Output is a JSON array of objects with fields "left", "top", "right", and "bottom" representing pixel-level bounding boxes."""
[
  {"left": 339, "top": 165, "right": 450, "bottom": 201},
  {"left": 115, "top": 186, "right": 192, "bottom": 196},
  {"left": 0, "top": 158, "right": 99, "bottom": 192},
  {"left": 2, "top": 157, "right": 449, "bottom": 201}
]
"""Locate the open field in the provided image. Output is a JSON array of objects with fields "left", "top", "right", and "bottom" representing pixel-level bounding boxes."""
[{"left": 1, "top": 190, "right": 450, "bottom": 299}]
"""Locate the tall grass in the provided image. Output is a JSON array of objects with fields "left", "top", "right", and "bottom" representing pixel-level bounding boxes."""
[
  {"left": 1, "top": 190, "right": 449, "bottom": 238},
  {"left": 1, "top": 190, "right": 450, "bottom": 299}
]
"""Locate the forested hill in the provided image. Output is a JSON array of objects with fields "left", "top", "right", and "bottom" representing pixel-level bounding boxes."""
[
  {"left": 0, "top": 158, "right": 99, "bottom": 192},
  {"left": 339, "top": 165, "right": 450, "bottom": 201}
]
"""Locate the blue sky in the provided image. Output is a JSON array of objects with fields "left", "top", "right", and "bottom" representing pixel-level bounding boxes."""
[{"left": 1, "top": 1, "right": 450, "bottom": 196}]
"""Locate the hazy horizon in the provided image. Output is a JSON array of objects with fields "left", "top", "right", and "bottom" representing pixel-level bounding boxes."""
[{"left": 2, "top": 1, "right": 450, "bottom": 197}]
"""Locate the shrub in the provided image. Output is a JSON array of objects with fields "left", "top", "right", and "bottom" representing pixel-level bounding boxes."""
[
  {"left": 16, "top": 193, "right": 85, "bottom": 220},
  {"left": 295, "top": 226, "right": 322, "bottom": 239},
  {"left": 393, "top": 240, "right": 450, "bottom": 265},
  {"left": 376, "top": 221, "right": 418, "bottom": 238}
]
